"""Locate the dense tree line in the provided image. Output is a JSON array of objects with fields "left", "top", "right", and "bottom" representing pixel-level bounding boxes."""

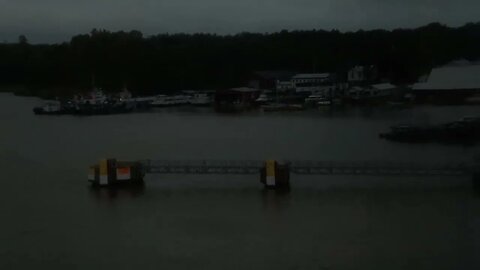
[{"left": 1, "top": 22, "right": 480, "bottom": 98}]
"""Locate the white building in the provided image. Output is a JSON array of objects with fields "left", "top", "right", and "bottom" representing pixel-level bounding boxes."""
[
  {"left": 348, "top": 66, "right": 366, "bottom": 82},
  {"left": 276, "top": 80, "right": 294, "bottom": 92},
  {"left": 291, "top": 73, "right": 335, "bottom": 95},
  {"left": 348, "top": 65, "right": 377, "bottom": 84},
  {"left": 412, "top": 61, "right": 480, "bottom": 103},
  {"left": 413, "top": 62, "right": 480, "bottom": 92}
]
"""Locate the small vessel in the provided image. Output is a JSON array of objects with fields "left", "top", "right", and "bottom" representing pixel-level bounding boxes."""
[
  {"left": 305, "top": 94, "right": 332, "bottom": 107},
  {"left": 305, "top": 94, "right": 327, "bottom": 104},
  {"left": 33, "top": 88, "right": 151, "bottom": 116},
  {"left": 379, "top": 125, "right": 430, "bottom": 142},
  {"left": 83, "top": 88, "right": 108, "bottom": 105},
  {"left": 287, "top": 104, "right": 305, "bottom": 111},
  {"left": 73, "top": 100, "right": 134, "bottom": 115},
  {"left": 379, "top": 117, "right": 480, "bottom": 143},
  {"left": 261, "top": 103, "right": 286, "bottom": 112},
  {"left": 255, "top": 93, "right": 273, "bottom": 105},
  {"left": 386, "top": 101, "right": 413, "bottom": 110},
  {"left": 317, "top": 99, "right": 332, "bottom": 106},
  {"left": 33, "top": 101, "right": 63, "bottom": 115},
  {"left": 345, "top": 84, "right": 394, "bottom": 105},
  {"left": 72, "top": 88, "right": 134, "bottom": 115},
  {"left": 151, "top": 95, "right": 191, "bottom": 107},
  {"left": 189, "top": 93, "right": 213, "bottom": 106},
  {"left": 129, "top": 96, "right": 156, "bottom": 110},
  {"left": 261, "top": 103, "right": 304, "bottom": 112}
]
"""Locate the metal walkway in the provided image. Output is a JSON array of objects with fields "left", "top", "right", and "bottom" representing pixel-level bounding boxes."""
[{"left": 141, "top": 160, "right": 475, "bottom": 177}]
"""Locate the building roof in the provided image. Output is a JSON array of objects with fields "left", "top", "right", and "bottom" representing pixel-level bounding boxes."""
[
  {"left": 292, "top": 73, "right": 331, "bottom": 80},
  {"left": 413, "top": 63, "right": 480, "bottom": 91}
]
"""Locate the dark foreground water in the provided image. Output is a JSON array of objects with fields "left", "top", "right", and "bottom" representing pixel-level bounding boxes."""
[{"left": 0, "top": 93, "right": 479, "bottom": 269}]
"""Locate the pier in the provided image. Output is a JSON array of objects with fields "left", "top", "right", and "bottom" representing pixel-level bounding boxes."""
[
  {"left": 88, "top": 158, "right": 479, "bottom": 190},
  {"left": 146, "top": 159, "right": 479, "bottom": 191},
  {"left": 89, "top": 159, "right": 480, "bottom": 189},
  {"left": 141, "top": 159, "right": 474, "bottom": 176}
]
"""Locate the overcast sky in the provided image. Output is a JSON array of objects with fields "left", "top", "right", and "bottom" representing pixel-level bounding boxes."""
[{"left": 1, "top": 0, "right": 479, "bottom": 43}]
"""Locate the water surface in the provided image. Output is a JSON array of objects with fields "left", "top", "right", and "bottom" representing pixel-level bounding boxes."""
[{"left": 0, "top": 93, "right": 479, "bottom": 269}]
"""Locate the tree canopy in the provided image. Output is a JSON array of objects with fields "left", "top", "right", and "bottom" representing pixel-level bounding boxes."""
[{"left": 1, "top": 22, "right": 480, "bottom": 97}]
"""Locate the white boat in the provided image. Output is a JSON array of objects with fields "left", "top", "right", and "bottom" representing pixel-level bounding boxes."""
[
  {"left": 86, "top": 88, "right": 108, "bottom": 105},
  {"left": 33, "top": 101, "right": 63, "bottom": 115},
  {"left": 317, "top": 99, "right": 332, "bottom": 106},
  {"left": 151, "top": 95, "right": 191, "bottom": 107},
  {"left": 261, "top": 103, "right": 304, "bottom": 112},
  {"left": 123, "top": 96, "right": 154, "bottom": 110},
  {"left": 189, "top": 93, "right": 213, "bottom": 106},
  {"left": 255, "top": 93, "right": 273, "bottom": 104},
  {"left": 72, "top": 88, "right": 109, "bottom": 106},
  {"left": 305, "top": 94, "right": 328, "bottom": 104}
]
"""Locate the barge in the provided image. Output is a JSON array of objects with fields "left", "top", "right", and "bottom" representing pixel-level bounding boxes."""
[{"left": 380, "top": 117, "right": 480, "bottom": 143}]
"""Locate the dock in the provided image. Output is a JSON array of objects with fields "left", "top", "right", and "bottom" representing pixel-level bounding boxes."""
[
  {"left": 141, "top": 159, "right": 473, "bottom": 176},
  {"left": 88, "top": 158, "right": 479, "bottom": 190}
]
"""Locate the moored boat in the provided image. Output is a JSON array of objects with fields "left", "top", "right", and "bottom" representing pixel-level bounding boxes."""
[
  {"left": 33, "top": 101, "right": 64, "bottom": 115},
  {"left": 255, "top": 93, "right": 273, "bottom": 105},
  {"left": 189, "top": 93, "right": 213, "bottom": 106},
  {"left": 305, "top": 94, "right": 326, "bottom": 104},
  {"left": 380, "top": 117, "right": 480, "bottom": 143},
  {"left": 151, "top": 95, "right": 191, "bottom": 107},
  {"left": 317, "top": 99, "right": 332, "bottom": 106},
  {"left": 261, "top": 103, "right": 304, "bottom": 112}
]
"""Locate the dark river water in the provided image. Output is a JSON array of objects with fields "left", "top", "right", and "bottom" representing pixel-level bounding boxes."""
[{"left": 0, "top": 93, "right": 479, "bottom": 269}]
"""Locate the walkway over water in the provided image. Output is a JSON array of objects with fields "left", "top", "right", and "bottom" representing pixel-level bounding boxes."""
[{"left": 141, "top": 160, "right": 476, "bottom": 177}]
